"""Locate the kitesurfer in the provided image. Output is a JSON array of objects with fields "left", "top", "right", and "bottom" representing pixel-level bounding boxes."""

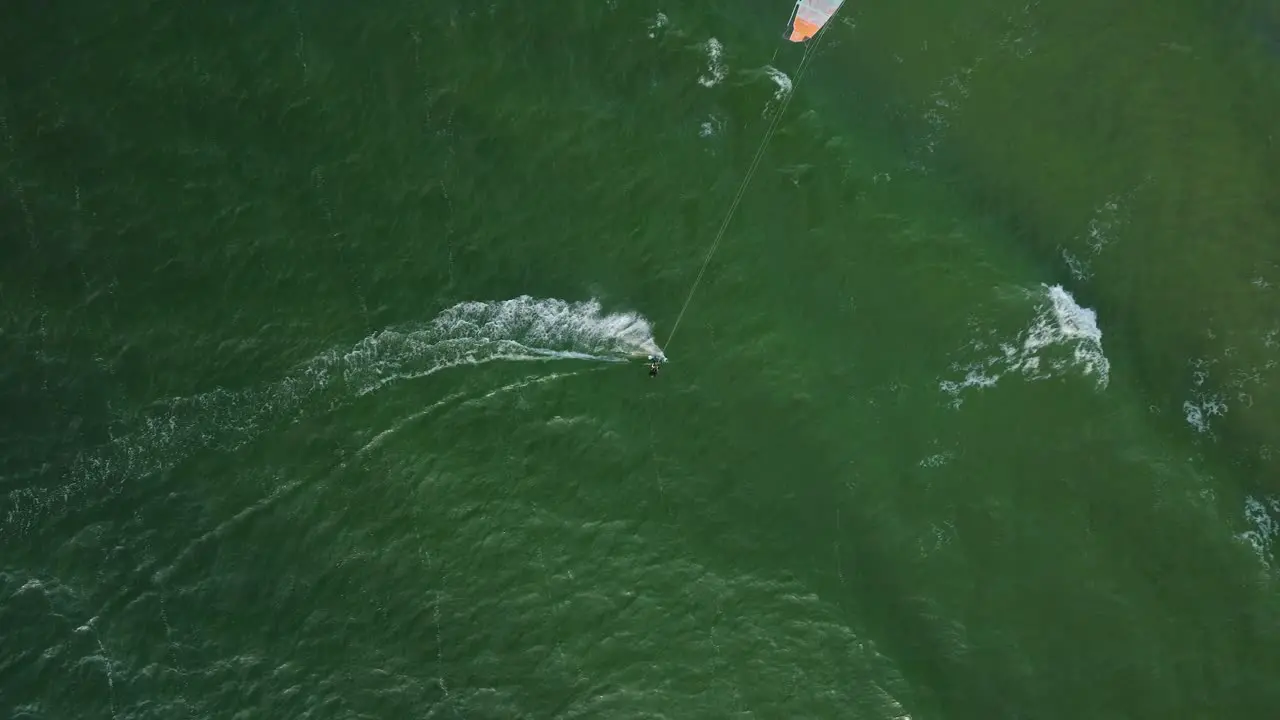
[{"left": 647, "top": 356, "right": 662, "bottom": 378}]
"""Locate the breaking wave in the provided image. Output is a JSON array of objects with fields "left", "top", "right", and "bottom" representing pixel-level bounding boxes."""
[{"left": 940, "top": 284, "right": 1109, "bottom": 407}]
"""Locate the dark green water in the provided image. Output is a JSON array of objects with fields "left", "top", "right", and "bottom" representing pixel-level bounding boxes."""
[{"left": 4, "top": 0, "right": 1280, "bottom": 717}]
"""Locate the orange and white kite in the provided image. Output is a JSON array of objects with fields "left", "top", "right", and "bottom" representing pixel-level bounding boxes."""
[{"left": 786, "top": 0, "right": 844, "bottom": 42}]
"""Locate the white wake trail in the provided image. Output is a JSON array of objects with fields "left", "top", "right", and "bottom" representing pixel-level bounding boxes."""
[{"left": 3, "top": 296, "right": 664, "bottom": 536}]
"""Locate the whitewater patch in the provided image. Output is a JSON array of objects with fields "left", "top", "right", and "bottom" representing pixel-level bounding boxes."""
[
  {"left": 1060, "top": 195, "right": 1125, "bottom": 282},
  {"left": 1239, "top": 495, "right": 1280, "bottom": 570},
  {"left": 698, "top": 38, "right": 726, "bottom": 88},
  {"left": 764, "top": 66, "right": 792, "bottom": 100},
  {"left": 3, "top": 297, "right": 664, "bottom": 537},
  {"left": 698, "top": 113, "right": 725, "bottom": 139},
  {"left": 1182, "top": 355, "right": 1230, "bottom": 435},
  {"left": 940, "top": 284, "right": 1110, "bottom": 408},
  {"left": 1177, "top": 313, "right": 1280, "bottom": 438},
  {"left": 647, "top": 12, "right": 668, "bottom": 38},
  {"left": 912, "top": 2, "right": 1040, "bottom": 168},
  {"left": 758, "top": 65, "right": 793, "bottom": 117},
  {"left": 1059, "top": 180, "right": 1149, "bottom": 283},
  {"left": 910, "top": 60, "right": 979, "bottom": 168}
]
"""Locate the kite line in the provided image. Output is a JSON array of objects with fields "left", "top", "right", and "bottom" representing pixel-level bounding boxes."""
[{"left": 662, "top": 12, "right": 840, "bottom": 351}]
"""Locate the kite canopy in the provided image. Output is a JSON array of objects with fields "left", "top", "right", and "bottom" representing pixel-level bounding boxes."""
[{"left": 787, "top": 0, "right": 844, "bottom": 42}]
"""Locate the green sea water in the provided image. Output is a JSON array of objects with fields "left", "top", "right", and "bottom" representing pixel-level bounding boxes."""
[{"left": 4, "top": 0, "right": 1280, "bottom": 717}]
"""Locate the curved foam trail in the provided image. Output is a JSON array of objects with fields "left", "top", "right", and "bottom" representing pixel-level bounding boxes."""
[
  {"left": 334, "top": 296, "right": 664, "bottom": 394},
  {"left": 525, "top": 349, "right": 628, "bottom": 363},
  {"left": 351, "top": 368, "right": 599, "bottom": 461},
  {"left": 3, "top": 296, "right": 663, "bottom": 536}
]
